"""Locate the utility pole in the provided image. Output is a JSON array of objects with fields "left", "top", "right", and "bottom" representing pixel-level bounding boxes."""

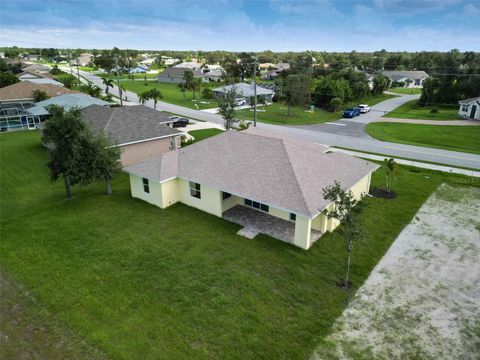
[
  {"left": 115, "top": 55, "right": 123, "bottom": 106},
  {"left": 68, "top": 52, "right": 73, "bottom": 75},
  {"left": 75, "top": 57, "right": 81, "bottom": 83},
  {"left": 253, "top": 58, "right": 257, "bottom": 127}
]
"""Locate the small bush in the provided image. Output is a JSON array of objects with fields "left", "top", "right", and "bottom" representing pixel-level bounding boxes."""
[{"left": 430, "top": 107, "right": 439, "bottom": 114}]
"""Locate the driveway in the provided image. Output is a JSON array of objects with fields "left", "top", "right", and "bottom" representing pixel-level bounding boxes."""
[
  {"left": 69, "top": 69, "right": 480, "bottom": 170},
  {"left": 312, "top": 184, "right": 480, "bottom": 359}
]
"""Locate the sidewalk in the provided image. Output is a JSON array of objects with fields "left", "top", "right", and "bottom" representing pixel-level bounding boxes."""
[{"left": 328, "top": 147, "right": 480, "bottom": 177}]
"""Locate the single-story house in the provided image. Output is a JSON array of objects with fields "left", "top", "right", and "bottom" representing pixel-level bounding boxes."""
[
  {"left": 381, "top": 71, "right": 429, "bottom": 87},
  {"left": 163, "top": 57, "right": 180, "bottom": 66},
  {"left": 21, "top": 64, "right": 51, "bottom": 74},
  {"left": 28, "top": 93, "right": 110, "bottom": 115},
  {"left": 157, "top": 67, "right": 203, "bottom": 84},
  {"left": 212, "top": 83, "right": 275, "bottom": 103},
  {"left": 22, "top": 78, "right": 64, "bottom": 86},
  {"left": 139, "top": 57, "right": 156, "bottom": 66},
  {"left": 202, "top": 70, "right": 223, "bottom": 82},
  {"left": 458, "top": 96, "right": 480, "bottom": 120},
  {"left": 71, "top": 53, "right": 94, "bottom": 67},
  {"left": 0, "top": 82, "right": 75, "bottom": 131},
  {"left": 129, "top": 65, "right": 148, "bottom": 74},
  {"left": 259, "top": 63, "right": 276, "bottom": 70},
  {"left": 260, "top": 62, "right": 290, "bottom": 80},
  {"left": 124, "top": 128, "right": 378, "bottom": 249},
  {"left": 81, "top": 105, "right": 184, "bottom": 166},
  {"left": 174, "top": 62, "right": 202, "bottom": 71}
]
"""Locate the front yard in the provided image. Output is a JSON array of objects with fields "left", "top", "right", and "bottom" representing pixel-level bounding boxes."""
[
  {"left": 384, "top": 99, "right": 459, "bottom": 120},
  {"left": 237, "top": 93, "right": 396, "bottom": 125},
  {"left": 389, "top": 87, "right": 423, "bottom": 95},
  {"left": 365, "top": 122, "right": 480, "bottom": 155},
  {"left": 1, "top": 131, "right": 477, "bottom": 359}
]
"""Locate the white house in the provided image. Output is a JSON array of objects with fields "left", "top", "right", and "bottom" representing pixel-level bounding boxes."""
[
  {"left": 458, "top": 97, "right": 480, "bottom": 120},
  {"left": 381, "top": 71, "right": 429, "bottom": 88}
]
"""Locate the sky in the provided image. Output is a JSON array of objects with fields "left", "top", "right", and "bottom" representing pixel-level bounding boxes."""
[{"left": 1, "top": 0, "right": 479, "bottom": 52}]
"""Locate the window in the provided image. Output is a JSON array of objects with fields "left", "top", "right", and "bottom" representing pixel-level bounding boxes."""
[
  {"left": 222, "top": 192, "right": 232, "bottom": 200},
  {"left": 189, "top": 182, "right": 201, "bottom": 199},
  {"left": 142, "top": 178, "right": 150, "bottom": 193},
  {"left": 290, "top": 213, "right": 296, "bottom": 221},
  {"left": 244, "top": 199, "right": 269, "bottom": 213},
  {"left": 462, "top": 104, "right": 469, "bottom": 112}
]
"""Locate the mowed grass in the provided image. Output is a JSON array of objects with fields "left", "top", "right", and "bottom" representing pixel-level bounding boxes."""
[
  {"left": 1, "top": 131, "right": 476, "bottom": 359},
  {"left": 384, "top": 99, "right": 459, "bottom": 120},
  {"left": 119, "top": 81, "right": 219, "bottom": 110},
  {"left": 188, "top": 128, "right": 224, "bottom": 143},
  {"left": 237, "top": 93, "right": 396, "bottom": 125},
  {"left": 389, "top": 87, "right": 423, "bottom": 95},
  {"left": 365, "top": 122, "right": 480, "bottom": 155}
]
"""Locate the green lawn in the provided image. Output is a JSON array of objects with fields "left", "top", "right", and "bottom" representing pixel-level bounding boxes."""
[
  {"left": 99, "top": 73, "right": 159, "bottom": 80},
  {"left": 384, "top": 100, "right": 459, "bottom": 120},
  {"left": 119, "top": 81, "right": 219, "bottom": 110},
  {"left": 366, "top": 122, "right": 480, "bottom": 155},
  {"left": 187, "top": 128, "right": 224, "bottom": 143},
  {"left": 1, "top": 131, "right": 476, "bottom": 359},
  {"left": 389, "top": 87, "right": 423, "bottom": 95},
  {"left": 237, "top": 93, "right": 397, "bottom": 125}
]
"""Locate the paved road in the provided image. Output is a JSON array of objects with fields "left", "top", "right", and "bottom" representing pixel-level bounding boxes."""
[{"left": 74, "top": 69, "right": 480, "bottom": 170}]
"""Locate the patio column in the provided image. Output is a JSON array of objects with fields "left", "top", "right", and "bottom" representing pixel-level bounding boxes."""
[{"left": 294, "top": 215, "right": 312, "bottom": 250}]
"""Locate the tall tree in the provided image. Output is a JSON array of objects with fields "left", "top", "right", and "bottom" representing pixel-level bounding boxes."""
[
  {"left": 147, "top": 88, "right": 163, "bottom": 109},
  {"left": 218, "top": 87, "right": 240, "bottom": 130},
  {"left": 383, "top": 158, "right": 397, "bottom": 194},
  {"left": 281, "top": 74, "right": 310, "bottom": 116},
  {"left": 322, "top": 181, "right": 364, "bottom": 289}
]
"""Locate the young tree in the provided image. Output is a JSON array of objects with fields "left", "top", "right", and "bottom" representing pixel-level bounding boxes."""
[
  {"left": 138, "top": 90, "right": 149, "bottom": 105},
  {"left": 80, "top": 83, "right": 102, "bottom": 98},
  {"left": 372, "top": 74, "right": 390, "bottom": 95},
  {"left": 322, "top": 181, "right": 364, "bottom": 289},
  {"left": 32, "top": 89, "right": 50, "bottom": 102},
  {"left": 178, "top": 82, "right": 187, "bottom": 98},
  {"left": 102, "top": 78, "right": 114, "bottom": 94},
  {"left": 218, "top": 87, "right": 240, "bottom": 130},
  {"left": 383, "top": 158, "right": 397, "bottom": 194}
]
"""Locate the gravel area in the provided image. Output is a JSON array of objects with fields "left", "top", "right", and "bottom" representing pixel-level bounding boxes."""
[{"left": 312, "top": 184, "right": 480, "bottom": 359}]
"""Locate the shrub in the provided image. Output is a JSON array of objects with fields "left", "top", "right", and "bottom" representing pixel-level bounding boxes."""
[
  {"left": 430, "top": 107, "right": 439, "bottom": 114},
  {"left": 329, "top": 97, "right": 343, "bottom": 112}
]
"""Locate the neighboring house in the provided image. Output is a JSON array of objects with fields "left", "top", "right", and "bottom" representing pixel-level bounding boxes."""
[
  {"left": 162, "top": 57, "right": 180, "bottom": 66},
  {"left": 174, "top": 62, "right": 203, "bottom": 71},
  {"left": 381, "top": 71, "right": 429, "bottom": 87},
  {"left": 260, "top": 62, "right": 290, "bottom": 80},
  {"left": 71, "top": 53, "right": 94, "bottom": 67},
  {"left": 202, "top": 70, "right": 224, "bottom": 82},
  {"left": 259, "top": 63, "right": 276, "bottom": 70},
  {"left": 212, "top": 83, "right": 275, "bottom": 103},
  {"left": 28, "top": 93, "right": 110, "bottom": 115},
  {"left": 81, "top": 105, "right": 184, "bottom": 166},
  {"left": 21, "top": 64, "right": 51, "bottom": 73},
  {"left": 139, "top": 57, "right": 156, "bottom": 67},
  {"left": 458, "top": 96, "right": 480, "bottom": 120},
  {"left": 0, "top": 82, "right": 74, "bottom": 131},
  {"left": 157, "top": 67, "right": 203, "bottom": 83},
  {"left": 129, "top": 65, "right": 148, "bottom": 74},
  {"left": 24, "top": 54, "right": 40, "bottom": 61},
  {"left": 124, "top": 128, "right": 378, "bottom": 250},
  {"left": 21, "top": 78, "right": 64, "bottom": 86}
]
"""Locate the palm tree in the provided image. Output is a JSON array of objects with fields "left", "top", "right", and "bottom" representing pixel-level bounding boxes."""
[
  {"left": 102, "top": 78, "right": 114, "bottom": 94},
  {"left": 80, "top": 83, "right": 102, "bottom": 98},
  {"left": 119, "top": 84, "right": 127, "bottom": 100},
  {"left": 147, "top": 88, "right": 163, "bottom": 109},
  {"left": 383, "top": 158, "right": 397, "bottom": 194},
  {"left": 138, "top": 90, "right": 149, "bottom": 105}
]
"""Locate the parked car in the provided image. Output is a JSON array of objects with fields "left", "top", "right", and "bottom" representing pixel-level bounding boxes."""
[
  {"left": 235, "top": 98, "right": 247, "bottom": 106},
  {"left": 358, "top": 104, "right": 371, "bottom": 113},
  {"left": 343, "top": 107, "right": 360, "bottom": 118},
  {"left": 172, "top": 117, "right": 190, "bottom": 127}
]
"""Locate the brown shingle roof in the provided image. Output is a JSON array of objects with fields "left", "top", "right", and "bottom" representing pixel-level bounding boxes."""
[
  {"left": 0, "top": 81, "right": 74, "bottom": 101},
  {"left": 125, "top": 128, "right": 379, "bottom": 217}
]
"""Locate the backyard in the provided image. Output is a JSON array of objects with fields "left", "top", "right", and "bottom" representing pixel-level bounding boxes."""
[
  {"left": 1, "top": 131, "right": 477, "bottom": 359},
  {"left": 365, "top": 122, "right": 480, "bottom": 155},
  {"left": 237, "top": 93, "right": 396, "bottom": 125},
  {"left": 384, "top": 99, "right": 459, "bottom": 120}
]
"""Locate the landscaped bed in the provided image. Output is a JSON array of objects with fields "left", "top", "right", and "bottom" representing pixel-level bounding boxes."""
[
  {"left": 384, "top": 99, "right": 459, "bottom": 120},
  {"left": 365, "top": 122, "right": 480, "bottom": 155},
  {"left": 1, "top": 131, "right": 477, "bottom": 359}
]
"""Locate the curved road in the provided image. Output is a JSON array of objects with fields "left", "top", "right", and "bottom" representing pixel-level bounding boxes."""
[{"left": 77, "top": 70, "right": 480, "bottom": 170}]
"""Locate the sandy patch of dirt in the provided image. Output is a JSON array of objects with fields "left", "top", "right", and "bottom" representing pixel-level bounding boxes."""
[{"left": 312, "top": 184, "right": 480, "bottom": 360}]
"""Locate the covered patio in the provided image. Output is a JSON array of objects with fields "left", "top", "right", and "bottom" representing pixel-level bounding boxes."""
[{"left": 223, "top": 205, "right": 322, "bottom": 245}]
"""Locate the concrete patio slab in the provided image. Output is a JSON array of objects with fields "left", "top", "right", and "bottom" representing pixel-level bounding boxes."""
[{"left": 224, "top": 205, "right": 322, "bottom": 244}]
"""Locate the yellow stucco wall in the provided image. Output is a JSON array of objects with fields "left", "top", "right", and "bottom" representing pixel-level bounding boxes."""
[
  {"left": 294, "top": 215, "right": 312, "bottom": 249},
  {"left": 177, "top": 179, "right": 223, "bottom": 217},
  {"left": 129, "top": 174, "right": 163, "bottom": 207},
  {"left": 268, "top": 207, "right": 291, "bottom": 221},
  {"left": 160, "top": 178, "right": 180, "bottom": 208},
  {"left": 120, "top": 136, "right": 178, "bottom": 166}
]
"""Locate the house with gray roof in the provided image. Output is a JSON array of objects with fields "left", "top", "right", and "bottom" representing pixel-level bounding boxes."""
[
  {"left": 381, "top": 70, "right": 429, "bottom": 87},
  {"left": 28, "top": 93, "right": 110, "bottom": 117},
  {"left": 213, "top": 83, "right": 275, "bottom": 102},
  {"left": 81, "top": 105, "right": 183, "bottom": 165},
  {"left": 124, "top": 127, "right": 378, "bottom": 249},
  {"left": 157, "top": 67, "right": 203, "bottom": 83}
]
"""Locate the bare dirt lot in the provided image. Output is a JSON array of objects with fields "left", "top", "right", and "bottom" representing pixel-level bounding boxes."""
[{"left": 312, "top": 184, "right": 480, "bottom": 360}]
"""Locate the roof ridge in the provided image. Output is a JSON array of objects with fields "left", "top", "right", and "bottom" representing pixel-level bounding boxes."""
[{"left": 279, "top": 138, "right": 311, "bottom": 217}]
